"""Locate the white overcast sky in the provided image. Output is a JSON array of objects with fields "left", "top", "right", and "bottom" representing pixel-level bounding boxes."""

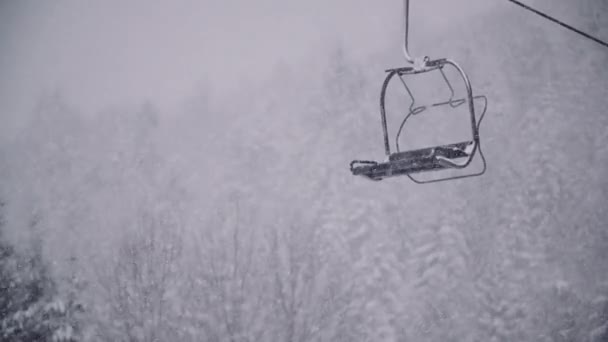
[{"left": 0, "top": 0, "right": 572, "bottom": 137}]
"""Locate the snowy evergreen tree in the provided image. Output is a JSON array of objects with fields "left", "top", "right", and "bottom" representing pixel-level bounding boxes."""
[{"left": 0, "top": 201, "right": 85, "bottom": 341}]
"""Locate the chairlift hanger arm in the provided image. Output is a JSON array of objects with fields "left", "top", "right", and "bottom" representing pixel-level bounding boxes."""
[
  {"left": 402, "top": 0, "right": 414, "bottom": 63},
  {"left": 402, "top": 0, "right": 430, "bottom": 66}
]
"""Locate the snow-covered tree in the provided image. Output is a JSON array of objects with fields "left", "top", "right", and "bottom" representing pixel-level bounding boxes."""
[{"left": 0, "top": 201, "right": 85, "bottom": 341}]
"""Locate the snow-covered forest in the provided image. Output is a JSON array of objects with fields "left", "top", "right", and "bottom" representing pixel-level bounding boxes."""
[{"left": 1, "top": 0, "right": 608, "bottom": 341}]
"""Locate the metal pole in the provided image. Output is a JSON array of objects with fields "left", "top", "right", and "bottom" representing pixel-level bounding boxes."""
[{"left": 402, "top": 0, "right": 415, "bottom": 63}]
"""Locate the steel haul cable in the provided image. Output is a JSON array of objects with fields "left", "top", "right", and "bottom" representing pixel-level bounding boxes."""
[{"left": 506, "top": 0, "right": 608, "bottom": 49}]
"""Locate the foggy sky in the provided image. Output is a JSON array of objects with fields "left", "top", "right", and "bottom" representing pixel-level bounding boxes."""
[
  {"left": 0, "top": 0, "right": 508, "bottom": 138},
  {"left": 0, "top": 0, "right": 596, "bottom": 139}
]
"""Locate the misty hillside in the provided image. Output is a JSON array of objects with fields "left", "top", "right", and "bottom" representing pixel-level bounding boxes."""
[{"left": 1, "top": 1, "right": 608, "bottom": 341}]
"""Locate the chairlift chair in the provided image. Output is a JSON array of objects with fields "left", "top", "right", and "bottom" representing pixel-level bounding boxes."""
[{"left": 350, "top": 0, "right": 488, "bottom": 184}]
